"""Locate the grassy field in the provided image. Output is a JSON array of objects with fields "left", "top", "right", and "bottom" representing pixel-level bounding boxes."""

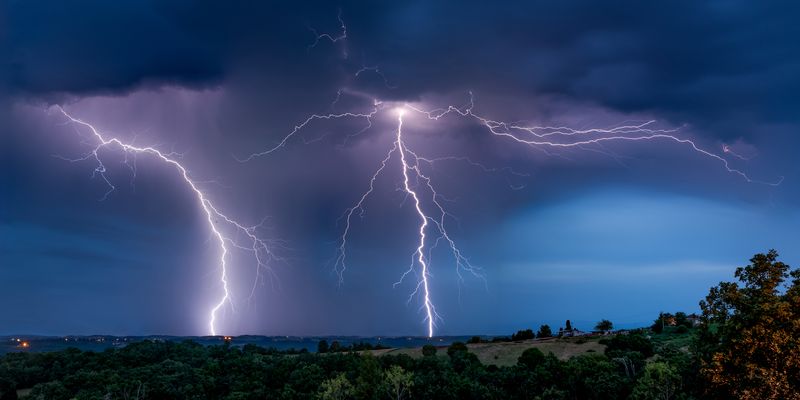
[{"left": 372, "top": 336, "right": 606, "bottom": 366}]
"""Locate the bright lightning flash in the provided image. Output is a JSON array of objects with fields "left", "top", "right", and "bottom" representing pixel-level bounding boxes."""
[
  {"left": 53, "top": 106, "right": 279, "bottom": 336},
  {"left": 241, "top": 92, "right": 781, "bottom": 338}
]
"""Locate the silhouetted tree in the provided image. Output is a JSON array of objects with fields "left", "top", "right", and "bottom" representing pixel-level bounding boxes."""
[
  {"left": 674, "top": 312, "right": 689, "bottom": 328},
  {"left": 421, "top": 344, "right": 437, "bottom": 357},
  {"left": 511, "top": 329, "right": 535, "bottom": 341},
  {"left": 537, "top": 324, "right": 553, "bottom": 338},
  {"left": 317, "top": 339, "right": 329, "bottom": 353},
  {"left": 604, "top": 333, "right": 655, "bottom": 358},
  {"left": 518, "top": 348, "right": 546, "bottom": 370},
  {"left": 467, "top": 336, "right": 482, "bottom": 344},
  {"left": 446, "top": 342, "right": 468, "bottom": 358},
  {"left": 595, "top": 319, "right": 614, "bottom": 332}
]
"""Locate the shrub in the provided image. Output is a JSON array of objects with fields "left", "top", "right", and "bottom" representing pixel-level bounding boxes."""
[{"left": 421, "top": 344, "right": 437, "bottom": 357}]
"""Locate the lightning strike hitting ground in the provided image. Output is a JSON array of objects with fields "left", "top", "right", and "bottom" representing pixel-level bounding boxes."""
[
  {"left": 242, "top": 90, "right": 780, "bottom": 337},
  {"left": 53, "top": 106, "right": 279, "bottom": 337},
  {"left": 395, "top": 109, "right": 436, "bottom": 337}
]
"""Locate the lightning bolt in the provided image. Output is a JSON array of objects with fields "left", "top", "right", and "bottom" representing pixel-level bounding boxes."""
[
  {"left": 395, "top": 109, "right": 436, "bottom": 337},
  {"left": 39, "top": 12, "right": 782, "bottom": 339},
  {"left": 238, "top": 11, "right": 783, "bottom": 337},
  {"left": 405, "top": 92, "right": 783, "bottom": 186},
  {"left": 52, "top": 106, "right": 279, "bottom": 336},
  {"left": 240, "top": 89, "right": 780, "bottom": 337},
  {"left": 307, "top": 8, "right": 348, "bottom": 58}
]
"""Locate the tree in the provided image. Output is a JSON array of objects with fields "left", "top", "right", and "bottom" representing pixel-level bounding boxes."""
[
  {"left": 421, "top": 344, "right": 437, "bottom": 357},
  {"left": 630, "top": 362, "right": 682, "bottom": 400},
  {"left": 317, "top": 340, "right": 329, "bottom": 354},
  {"left": 319, "top": 373, "right": 354, "bottom": 400},
  {"left": 354, "top": 354, "right": 383, "bottom": 400},
  {"left": 518, "top": 348, "right": 546, "bottom": 370},
  {"left": 446, "top": 342, "right": 468, "bottom": 358},
  {"left": 28, "top": 381, "right": 70, "bottom": 400},
  {"left": 595, "top": 319, "right": 614, "bottom": 332},
  {"left": 564, "top": 354, "right": 628, "bottom": 399},
  {"left": 384, "top": 365, "right": 413, "bottom": 400},
  {"left": 604, "top": 333, "right": 655, "bottom": 358},
  {"left": 0, "top": 377, "right": 17, "bottom": 400},
  {"left": 329, "top": 340, "right": 342, "bottom": 353},
  {"left": 697, "top": 250, "right": 800, "bottom": 400},
  {"left": 674, "top": 312, "right": 689, "bottom": 328},
  {"left": 651, "top": 313, "right": 665, "bottom": 334},
  {"left": 565, "top": 320, "right": 573, "bottom": 331},
  {"left": 537, "top": 324, "right": 553, "bottom": 338},
  {"left": 652, "top": 312, "right": 675, "bottom": 334},
  {"left": 511, "top": 329, "right": 534, "bottom": 341}
]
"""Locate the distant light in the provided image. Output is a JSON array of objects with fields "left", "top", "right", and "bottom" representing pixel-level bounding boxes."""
[{"left": 20, "top": 342, "right": 30, "bottom": 348}]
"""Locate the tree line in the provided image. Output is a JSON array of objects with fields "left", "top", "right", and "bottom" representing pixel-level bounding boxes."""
[{"left": 0, "top": 250, "right": 796, "bottom": 399}]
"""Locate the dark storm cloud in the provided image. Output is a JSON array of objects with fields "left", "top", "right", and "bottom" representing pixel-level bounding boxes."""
[
  {"left": 2, "top": 1, "right": 799, "bottom": 335},
  {"left": 342, "top": 1, "right": 800, "bottom": 135},
  {"left": 0, "top": 1, "right": 346, "bottom": 97},
  {"left": 3, "top": 1, "right": 799, "bottom": 128}
]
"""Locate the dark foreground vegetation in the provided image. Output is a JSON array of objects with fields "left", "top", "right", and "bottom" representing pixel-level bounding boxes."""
[{"left": 1, "top": 250, "right": 797, "bottom": 400}]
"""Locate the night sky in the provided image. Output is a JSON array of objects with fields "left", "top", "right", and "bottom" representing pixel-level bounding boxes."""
[{"left": 1, "top": 1, "right": 798, "bottom": 337}]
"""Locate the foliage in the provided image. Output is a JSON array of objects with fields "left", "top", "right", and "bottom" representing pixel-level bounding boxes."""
[
  {"left": 319, "top": 373, "right": 353, "bottom": 400},
  {"left": 603, "top": 334, "right": 655, "bottom": 358},
  {"left": 536, "top": 325, "right": 552, "bottom": 338},
  {"left": 0, "top": 336, "right": 665, "bottom": 400},
  {"left": 317, "top": 340, "right": 329, "bottom": 354},
  {"left": 2, "top": 251, "right": 793, "bottom": 400},
  {"left": 445, "top": 342, "right": 468, "bottom": 358},
  {"left": 384, "top": 366, "right": 413, "bottom": 400},
  {"left": 673, "top": 312, "right": 689, "bottom": 328},
  {"left": 420, "top": 344, "right": 437, "bottom": 357},
  {"left": 630, "top": 362, "right": 681, "bottom": 400},
  {"left": 511, "top": 329, "right": 535, "bottom": 341},
  {"left": 652, "top": 311, "right": 693, "bottom": 334},
  {"left": 467, "top": 336, "right": 484, "bottom": 344},
  {"left": 697, "top": 250, "right": 800, "bottom": 399},
  {"left": 316, "top": 340, "right": 386, "bottom": 354},
  {"left": 0, "top": 376, "right": 17, "bottom": 400},
  {"left": 595, "top": 320, "right": 614, "bottom": 332},
  {"left": 517, "top": 348, "right": 545, "bottom": 370}
]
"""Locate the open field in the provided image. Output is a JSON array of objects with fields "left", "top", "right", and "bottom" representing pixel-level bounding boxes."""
[{"left": 372, "top": 336, "right": 606, "bottom": 366}]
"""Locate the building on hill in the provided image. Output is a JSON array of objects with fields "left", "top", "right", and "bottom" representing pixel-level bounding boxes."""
[
  {"left": 686, "top": 313, "right": 702, "bottom": 327},
  {"left": 559, "top": 328, "right": 588, "bottom": 337}
]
